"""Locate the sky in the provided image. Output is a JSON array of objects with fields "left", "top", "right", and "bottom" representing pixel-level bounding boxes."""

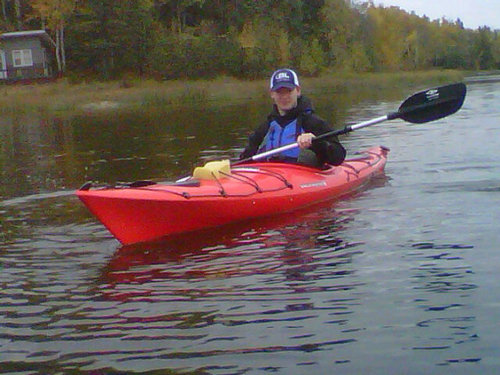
[{"left": 371, "top": 0, "right": 500, "bottom": 30}]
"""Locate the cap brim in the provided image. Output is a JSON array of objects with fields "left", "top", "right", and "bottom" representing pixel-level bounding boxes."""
[{"left": 271, "top": 82, "right": 297, "bottom": 91}]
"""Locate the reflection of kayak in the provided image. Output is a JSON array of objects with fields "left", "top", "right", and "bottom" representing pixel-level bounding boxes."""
[{"left": 77, "top": 146, "right": 389, "bottom": 245}]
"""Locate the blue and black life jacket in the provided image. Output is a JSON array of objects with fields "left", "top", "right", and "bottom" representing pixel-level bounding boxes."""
[{"left": 258, "top": 118, "right": 304, "bottom": 160}]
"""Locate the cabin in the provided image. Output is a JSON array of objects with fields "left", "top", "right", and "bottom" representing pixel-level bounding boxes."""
[{"left": 0, "top": 30, "right": 56, "bottom": 82}]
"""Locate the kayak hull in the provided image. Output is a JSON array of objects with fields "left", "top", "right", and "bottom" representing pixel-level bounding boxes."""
[{"left": 77, "top": 146, "right": 389, "bottom": 245}]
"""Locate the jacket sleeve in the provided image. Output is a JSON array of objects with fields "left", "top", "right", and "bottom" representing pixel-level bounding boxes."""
[
  {"left": 304, "top": 115, "right": 346, "bottom": 166},
  {"left": 239, "top": 121, "right": 270, "bottom": 159}
]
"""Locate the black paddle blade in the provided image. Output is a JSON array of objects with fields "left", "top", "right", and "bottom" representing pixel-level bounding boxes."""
[{"left": 397, "top": 83, "right": 466, "bottom": 124}]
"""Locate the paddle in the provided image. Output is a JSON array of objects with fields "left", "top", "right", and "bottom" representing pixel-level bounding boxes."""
[{"left": 236, "top": 82, "right": 466, "bottom": 165}]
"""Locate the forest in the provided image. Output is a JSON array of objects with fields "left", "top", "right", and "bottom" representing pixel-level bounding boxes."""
[{"left": 1, "top": 0, "right": 499, "bottom": 80}]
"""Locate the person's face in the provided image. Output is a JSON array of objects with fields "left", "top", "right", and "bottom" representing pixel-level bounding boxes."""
[{"left": 270, "top": 86, "right": 301, "bottom": 114}]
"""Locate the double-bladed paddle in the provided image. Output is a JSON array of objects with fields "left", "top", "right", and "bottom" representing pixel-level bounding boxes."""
[{"left": 236, "top": 82, "right": 466, "bottom": 164}]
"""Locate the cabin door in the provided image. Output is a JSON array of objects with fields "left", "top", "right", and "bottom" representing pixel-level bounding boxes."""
[{"left": 0, "top": 50, "right": 6, "bottom": 79}]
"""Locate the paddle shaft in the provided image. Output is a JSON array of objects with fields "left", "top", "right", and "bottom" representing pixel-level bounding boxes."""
[{"left": 245, "top": 115, "right": 390, "bottom": 162}]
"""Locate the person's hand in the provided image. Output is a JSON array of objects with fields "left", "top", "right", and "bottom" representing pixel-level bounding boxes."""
[{"left": 297, "top": 133, "right": 314, "bottom": 149}]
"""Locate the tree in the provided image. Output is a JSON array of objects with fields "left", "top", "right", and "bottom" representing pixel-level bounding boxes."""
[
  {"left": 31, "top": 0, "right": 76, "bottom": 74},
  {"left": 320, "top": 0, "right": 359, "bottom": 68},
  {"left": 14, "top": 0, "right": 21, "bottom": 28},
  {"left": 1, "top": 1, "right": 7, "bottom": 24},
  {"left": 0, "top": 0, "right": 25, "bottom": 29},
  {"left": 472, "top": 27, "right": 495, "bottom": 69},
  {"left": 154, "top": 0, "right": 205, "bottom": 33},
  {"left": 67, "top": 0, "right": 156, "bottom": 78}
]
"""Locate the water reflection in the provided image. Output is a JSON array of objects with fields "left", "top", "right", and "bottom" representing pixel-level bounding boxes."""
[
  {"left": 0, "top": 114, "right": 71, "bottom": 198},
  {"left": 3, "top": 79, "right": 499, "bottom": 373},
  {"left": 0, "top": 85, "right": 405, "bottom": 202},
  {"left": 101, "top": 204, "right": 361, "bottom": 295},
  {"left": 53, "top": 204, "right": 366, "bottom": 372}
]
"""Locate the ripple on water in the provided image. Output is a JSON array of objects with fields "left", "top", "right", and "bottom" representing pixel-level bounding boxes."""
[
  {"left": 3, "top": 81, "right": 500, "bottom": 373},
  {"left": 1, "top": 203, "right": 370, "bottom": 373}
]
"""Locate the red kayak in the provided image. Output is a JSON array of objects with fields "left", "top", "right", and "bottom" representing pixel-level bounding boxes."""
[{"left": 77, "top": 146, "right": 389, "bottom": 245}]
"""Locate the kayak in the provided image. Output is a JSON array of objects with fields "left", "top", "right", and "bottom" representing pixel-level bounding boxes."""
[
  {"left": 76, "top": 83, "right": 468, "bottom": 245},
  {"left": 77, "top": 145, "right": 389, "bottom": 245}
]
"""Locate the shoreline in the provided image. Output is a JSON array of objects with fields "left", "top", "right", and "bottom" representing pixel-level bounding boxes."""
[{"left": 0, "top": 70, "right": 466, "bottom": 116}]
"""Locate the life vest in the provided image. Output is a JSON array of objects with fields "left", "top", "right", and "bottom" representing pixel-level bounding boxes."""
[{"left": 259, "top": 118, "right": 303, "bottom": 160}]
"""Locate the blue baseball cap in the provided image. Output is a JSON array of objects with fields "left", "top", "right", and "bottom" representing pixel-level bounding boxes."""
[{"left": 270, "top": 68, "right": 300, "bottom": 91}]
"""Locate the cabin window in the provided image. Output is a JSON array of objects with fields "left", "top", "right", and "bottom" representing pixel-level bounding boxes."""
[{"left": 12, "top": 49, "right": 33, "bottom": 67}]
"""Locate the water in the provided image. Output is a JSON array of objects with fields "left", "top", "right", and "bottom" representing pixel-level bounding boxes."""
[{"left": 1, "top": 78, "right": 499, "bottom": 374}]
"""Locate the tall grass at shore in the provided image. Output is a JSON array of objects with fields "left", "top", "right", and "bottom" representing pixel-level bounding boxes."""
[{"left": 0, "top": 70, "right": 464, "bottom": 117}]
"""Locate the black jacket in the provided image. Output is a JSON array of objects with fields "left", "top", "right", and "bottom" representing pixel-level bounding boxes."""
[{"left": 240, "top": 96, "right": 346, "bottom": 166}]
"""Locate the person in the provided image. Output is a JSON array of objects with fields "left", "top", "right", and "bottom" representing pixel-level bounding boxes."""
[{"left": 240, "top": 68, "right": 346, "bottom": 168}]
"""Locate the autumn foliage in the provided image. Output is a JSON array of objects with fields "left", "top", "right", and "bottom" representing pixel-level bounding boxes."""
[{"left": 1, "top": 0, "right": 499, "bottom": 79}]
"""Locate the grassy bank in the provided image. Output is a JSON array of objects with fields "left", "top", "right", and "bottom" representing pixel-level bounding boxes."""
[{"left": 0, "top": 70, "right": 465, "bottom": 116}]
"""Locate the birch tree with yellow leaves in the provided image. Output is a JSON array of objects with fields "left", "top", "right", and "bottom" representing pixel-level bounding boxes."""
[{"left": 30, "top": 0, "right": 76, "bottom": 74}]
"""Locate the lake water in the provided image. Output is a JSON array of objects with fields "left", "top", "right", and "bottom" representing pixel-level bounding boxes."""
[{"left": 1, "top": 77, "right": 499, "bottom": 374}]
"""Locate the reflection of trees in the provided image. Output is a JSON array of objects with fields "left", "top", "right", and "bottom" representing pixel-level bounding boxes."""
[
  {"left": 69, "top": 101, "right": 270, "bottom": 183},
  {"left": 0, "top": 192, "right": 91, "bottom": 244},
  {"left": 0, "top": 113, "right": 76, "bottom": 199},
  {"left": 0, "top": 90, "right": 358, "bottom": 199},
  {"left": 0, "top": 210, "right": 26, "bottom": 243}
]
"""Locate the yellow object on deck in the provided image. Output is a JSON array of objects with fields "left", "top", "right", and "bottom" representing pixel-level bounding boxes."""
[{"left": 192, "top": 159, "right": 231, "bottom": 180}]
